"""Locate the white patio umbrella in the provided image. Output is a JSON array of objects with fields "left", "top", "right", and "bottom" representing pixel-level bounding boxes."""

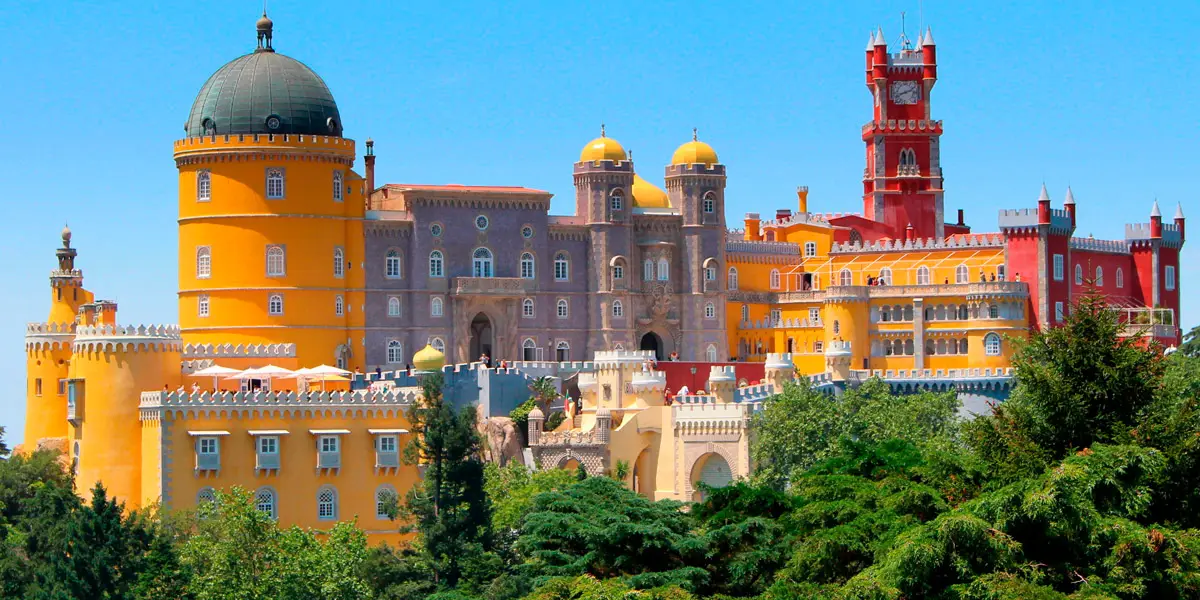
[
  {"left": 226, "top": 365, "right": 295, "bottom": 391},
  {"left": 307, "top": 364, "right": 351, "bottom": 376},
  {"left": 192, "top": 365, "right": 240, "bottom": 390}
]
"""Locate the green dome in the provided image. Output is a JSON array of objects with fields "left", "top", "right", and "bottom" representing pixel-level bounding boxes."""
[{"left": 185, "top": 50, "right": 343, "bottom": 137}]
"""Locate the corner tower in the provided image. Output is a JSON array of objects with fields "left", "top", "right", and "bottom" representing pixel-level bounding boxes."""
[
  {"left": 862, "top": 26, "right": 945, "bottom": 240},
  {"left": 175, "top": 14, "right": 365, "bottom": 367}
]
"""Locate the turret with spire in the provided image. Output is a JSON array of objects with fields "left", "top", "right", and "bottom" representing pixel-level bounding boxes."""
[
  {"left": 1175, "top": 202, "right": 1186, "bottom": 241},
  {"left": 1150, "top": 199, "right": 1163, "bottom": 238},
  {"left": 1064, "top": 186, "right": 1076, "bottom": 228},
  {"left": 1037, "top": 183, "right": 1051, "bottom": 225}
]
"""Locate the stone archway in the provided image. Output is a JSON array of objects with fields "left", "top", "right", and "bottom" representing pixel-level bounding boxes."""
[
  {"left": 689, "top": 452, "right": 733, "bottom": 501},
  {"left": 639, "top": 332, "right": 663, "bottom": 360},
  {"left": 469, "top": 313, "right": 493, "bottom": 362}
]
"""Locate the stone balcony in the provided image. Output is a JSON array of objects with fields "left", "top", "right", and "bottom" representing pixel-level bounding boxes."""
[{"left": 452, "top": 277, "right": 535, "bottom": 296}]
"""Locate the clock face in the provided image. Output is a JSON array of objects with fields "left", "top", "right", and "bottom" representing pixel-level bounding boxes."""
[{"left": 890, "top": 81, "right": 920, "bottom": 105}]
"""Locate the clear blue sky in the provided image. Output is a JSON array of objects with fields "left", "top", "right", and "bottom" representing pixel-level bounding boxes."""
[{"left": 1, "top": 1, "right": 1195, "bottom": 446}]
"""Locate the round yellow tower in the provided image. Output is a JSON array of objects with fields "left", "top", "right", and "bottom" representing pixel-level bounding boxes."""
[
  {"left": 24, "top": 228, "right": 94, "bottom": 449},
  {"left": 175, "top": 14, "right": 365, "bottom": 367},
  {"left": 822, "top": 289, "right": 870, "bottom": 370},
  {"left": 70, "top": 323, "right": 182, "bottom": 508}
]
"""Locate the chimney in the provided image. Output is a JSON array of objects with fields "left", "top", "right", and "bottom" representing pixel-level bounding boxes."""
[
  {"left": 956, "top": 209, "right": 964, "bottom": 226},
  {"left": 797, "top": 186, "right": 809, "bottom": 213},
  {"left": 743, "top": 213, "right": 761, "bottom": 241},
  {"left": 776, "top": 209, "right": 792, "bottom": 221},
  {"left": 364, "top": 138, "right": 376, "bottom": 208}
]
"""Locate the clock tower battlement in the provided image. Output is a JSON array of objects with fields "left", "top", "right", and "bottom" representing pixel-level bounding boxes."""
[{"left": 861, "top": 26, "right": 946, "bottom": 242}]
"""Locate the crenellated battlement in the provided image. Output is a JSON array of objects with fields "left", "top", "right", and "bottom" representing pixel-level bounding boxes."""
[
  {"left": 73, "top": 324, "right": 183, "bottom": 352},
  {"left": 629, "top": 369, "right": 667, "bottom": 391},
  {"left": 174, "top": 133, "right": 355, "bottom": 155},
  {"left": 1069, "top": 237, "right": 1129, "bottom": 254},
  {"left": 25, "top": 322, "right": 76, "bottom": 351},
  {"left": 592, "top": 350, "right": 656, "bottom": 364},
  {"left": 862, "top": 119, "right": 943, "bottom": 136},
  {"left": 182, "top": 342, "right": 296, "bottom": 358},
  {"left": 138, "top": 389, "right": 417, "bottom": 420},
  {"left": 726, "top": 240, "right": 802, "bottom": 255},
  {"left": 765, "top": 353, "right": 795, "bottom": 369},
  {"left": 26, "top": 322, "right": 76, "bottom": 334},
  {"left": 832, "top": 234, "right": 1004, "bottom": 254},
  {"left": 739, "top": 317, "right": 823, "bottom": 329}
]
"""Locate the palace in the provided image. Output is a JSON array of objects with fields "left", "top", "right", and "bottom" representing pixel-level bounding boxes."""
[{"left": 21, "top": 15, "right": 1184, "bottom": 531}]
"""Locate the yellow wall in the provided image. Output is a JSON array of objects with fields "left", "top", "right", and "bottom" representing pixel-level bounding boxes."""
[
  {"left": 24, "top": 343, "right": 72, "bottom": 444},
  {"left": 175, "top": 135, "right": 364, "bottom": 366}
]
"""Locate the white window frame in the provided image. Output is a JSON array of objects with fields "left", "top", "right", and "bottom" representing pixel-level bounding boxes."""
[
  {"left": 266, "top": 168, "right": 285, "bottom": 199},
  {"left": 984, "top": 333, "right": 1002, "bottom": 355},
  {"left": 1053, "top": 254, "right": 1064, "bottom": 281},
  {"left": 727, "top": 267, "right": 738, "bottom": 290},
  {"left": 385, "top": 249, "right": 402, "bottom": 279},
  {"left": 388, "top": 296, "right": 401, "bottom": 317},
  {"left": 430, "top": 337, "right": 446, "bottom": 354},
  {"left": 1166, "top": 265, "right": 1176, "bottom": 291},
  {"left": 916, "top": 265, "right": 930, "bottom": 285},
  {"left": 955, "top": 264, "right": 968, "bottom": 284},
  {"left": 702, "top": 193, "right": 715, "bottom": 214},
  {"left": 879, "top": 267, "right": 893, "bottom": 286},
  {"left": 657, "top": 258, "right": 669, "bottom": 281},
  {"left": 376, "top": 485, "right": 397, "bottom": 520},
  {"left": 520, "top": 253, "right": 536, "bottom": 279},
  {"left": 741, "top": 304, "right": 750, "bottom": 322},
  {"left": 197, "top": 487, "right": 216, "bottom": 504},
  {"left": 704, "top": 302, "right": 716, "bottom": 319},
  {"left": 430, "top": 296, "right": 443, "bottom": 317},
  {"left": 196, "top": 246, "right": 211, "bottom": 279},
  {"left": 610, "top": 190, "right": 623, "bottom": 211},
  {"left": 473, "top": 247, "right": 493, "bottom": 278},
  {"left": 335, "top": 295, "right": 344, "bottom": 316},
  {"left": 266, "top": 246, "right": 286, "bottom": 277},
  {"left": 556, "top": 298, "right": 569, "bottom": 319},
  {"left": 1074, "top": 264, "right": 1083, "bottom": 285},
  {"left": 839, "top": 268, "right": 853, "bottom": 286},
  {"left": 198, "top": 294, "right": 210, "bottom": 318},
  {"left": 804, "top": 241, "right": 817, "bottom": 258},
  {"left": 554, "top": 252, "right": 569, "bottom": 281},
  {"left": 1095, "top": 266, "right": 1104, "bottom": 287},
  {"left": 644, "top": 259, "right": 654, "bottom": 281},
  {"left": 386, "top": 340, "right": 403, "bottom": 364},
  {"left": 333, "top": 171, "right": 343, "bottom": 202},
  {"left": 268, "top": 294, "right": 284, "bottom": 316},
  {"left": 612, "top": 263, "right": 624, "bottom": 281},
  {"left": 808, "top": 307, "right": 820, "bottom": 323},
  {"left": 522, "top": 338, "right": 538, "bottom": 360},
  {"left": 317, "top": 486, "right": 338, "bottom": 521},
  {"left": 254, "top": 487, "right": 277, "bottom": 519},
  {"left": 705, "top": 266, "right": 716, "bottom": 281},
  {"left": 522, "top": 297, "right": 535, "bottom": 318},
  {"left": 706, "top": 344, "right": 718, "bottom": 362},
  {"left": 770, "top": 269, "right": 781, "bottom": 290},
  {"left": 1116, "top": 268, "right": 1124, "bottom": 289},
  {"left": 612, "top": 300, "right": 623, "bottom": 317},
  {"left": 555, "top": 341, "right": 570, "bottom": 361},
  {"left": 197, "top": 169, "right": 211, "bottom": 202},
  {"left": 429, "top": 250, "right": 445, "bottom": 278},
  {"left": 1055, "top": 302, "right": 1065, "bottom": 323},
  {"left": 333, "top": 247, "right": 345, "bottom": 278}
]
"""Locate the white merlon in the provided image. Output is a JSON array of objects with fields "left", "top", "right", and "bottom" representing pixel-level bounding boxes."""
[
  {"left": 183, "top": 342, "right": 297, "bottom": 358},
  {"left": 765, "top": 353, "right": 795, "bottom": 369}
]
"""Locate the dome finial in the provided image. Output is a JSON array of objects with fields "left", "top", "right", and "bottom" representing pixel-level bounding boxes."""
[
  {"left": 61, "top": 223, "right": 72, "bottom": 248},
  {"left": 600, "top": 123, "right": 606, "bottom": 138},
  {"left": 692, "top": 127, "right": 698, "bottom": 142},
  {"left": 256, "top": 7, "right": 274, "bottom": 52}
]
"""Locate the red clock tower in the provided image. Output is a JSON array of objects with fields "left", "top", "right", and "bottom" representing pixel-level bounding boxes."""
[{"left": 861, "top": 27, "right": 944, "bottom": 241}]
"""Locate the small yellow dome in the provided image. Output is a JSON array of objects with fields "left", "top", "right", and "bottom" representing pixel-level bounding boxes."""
[
  {"left": 412, "top": 344, "right": 446, "bottom": 372},
  {"left": 632, "top": 174, "right": 670, "bottom": 209},
  {"left": 579, "top": 126, "right": 627, "bottom": 163},
  {"left": 671, "top": 139, "right": 719, "bottom": 166}
]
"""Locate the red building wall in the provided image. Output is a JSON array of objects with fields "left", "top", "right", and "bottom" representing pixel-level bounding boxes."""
[{"left": 658, "top": 361, "right": 766, "bottom": 395}]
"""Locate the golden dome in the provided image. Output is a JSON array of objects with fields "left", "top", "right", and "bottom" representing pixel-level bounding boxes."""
[
  {"left": 671, "top": 135, "right": 719, "bottom": 166},
  {"left": 579, "top": 125, "right": 627, "bottom": 163},
  {"left": 412, "top": 344, "right": 446, "bottom": 372},
  {"left": 632, "top": 174, "right": 670, "bottom": 209}
]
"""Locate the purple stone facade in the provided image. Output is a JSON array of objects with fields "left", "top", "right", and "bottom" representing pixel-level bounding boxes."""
[{"left": 362, "top": 159, "right": 730, "bottom": 368}]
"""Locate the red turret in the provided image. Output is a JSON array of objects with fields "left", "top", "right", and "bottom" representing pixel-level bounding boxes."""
[
  {"left": 1174, "top": 202, "right": 1185, "bottom": 241},
  {"left": 873, "top": 27, "right": 887, "bottom": 80},
  {"left": 1037, "top": 184, "right": 1051, "bottom": 225},
  {"left": 1064, "top": 186, "right": 1076, "bottom": 229},
  {"left": 921, "top": 27, "right": 937, "bottom": 81},
  {"left": 865, "top": 31, "right": 876, "bottom": 85},
  {"left": 904, "top": 223, "right": 915, "bottom": 242},
  {"left": 1150, "top": 200, "right": 1163, "bottom": 238}
]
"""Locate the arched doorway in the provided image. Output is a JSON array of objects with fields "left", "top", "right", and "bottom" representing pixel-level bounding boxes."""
[
  {"left": 639, "top": 332, "right": 663, "bottom": 360},
  {"left": 469, "top": 313, "right": 493, "bottom": 362},
  {"left": 690, "top": 452, "right": 733, "bottom": 501}
]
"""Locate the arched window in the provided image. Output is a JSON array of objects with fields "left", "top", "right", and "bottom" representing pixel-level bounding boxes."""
[
  {"left": 196, "top": 169, "right": 211, "bottom": 202},
  {"left": 612, "top": 300, "right": 624, "bottom": 317},
  {"left": 197, "top": 487, "right": 216, "bottom": 504},
  {"left": 555, "top": 341, "right": 570, "bottom": 361},
  {"left": 770, "top": 269, "right": 781, "bottom": 289},
  {"left": 473, "top": 247, "right": 493, "bottom": 278},
  {"left": 196, "top": 246, "right": 211, "bottom": 279},
  {"left": 375, "top": 485, "right": 397, "bottom": 520},
  {"left": 804, "top": 241, "right": 817, "bottom": 258},
  {"left": 254, "top": 487, "right": 277, "bottom": 519},
  {"left": 706, "top": 344, "right": 718, "bottom": 362},
  {"left": 430, "top": 296, "right": 443, "bottom": 317},
  {"left": 984, "top": 333, "right": 1002, "bottom": 356},
  {"left": 520, "top": 253, "right": 535, "bottom": 279},
  {"left": 958, "top": 305, "right": 969, "bottom": 320},
  {"left": 429, "top": 250, "right": 444, "bottom": 278},
  {"left": 556, "top": 299, "right": 569, "bottom": 318},
  {"left": 387, "top": 296, "right": 401, "bottom": 317},
  {"left": 266, "top": 246, "right": 286, "bottom": 276},
  {"left": 704, "top": 302, "right": 716, "bottom": 319},
  {"left": 959, "top": 339, "right": 969, "bottom": 354},
  {"left": 554, "top": 252, "right": 569, "bottom": 281},
  {"left": 879, "top": 267, "right": 892, "bottom": 285},
  {"left": 333, "top": 171, "right": 343, "bottom": 202},
  {"left": 899, "top": 148, "right": 917, "bottom": 167},
  {"left": 333, "top": 247, "right": 344, "bottom": 278},
  {"left": 727, "top": 267, "right": 739, "bottom": 290},
  {"left": 839, "top": 268, "right": 853, "bottom": 286},
  {"left": 702, "top": 192, "right": 716, "bottom": 214},
  {"left": 880, "top": 306, "right": 891, "bottom": 322},
  {"left": 937, "top": 339, "right": 948, "bottom": 355},
  {"left": 335, "top": 295, "right": 344, "bottom": 316},
  {"left": 1074, "top": 264, "right": 1083, "bottom": 285},
  {"left": 611, "top": 259, "right": 625, "bottom": 283},
  {"left": 657, "top": 258, "right": 669, "bottom": 281},
  {"left": 198, "top": 294, "right": 210, "bottom": 318},
  {"left": 317, "top": 486, "right": 338, "bottom": 520},
  {"left": 610, "top": 189, "right": 624, "bottom": 211},
  {"left": 522, "top": 297, "right": 535, "bottom": 318},
  {"left": 925, "top": 340, "right": 936, "bottom": 355},
  {"left": 522, "top": 338, "right": 537, "bottom": 361},
  {"left": 955, "top": 264, "right": 968, "bottom": 284},
  {"left": 997, "top": 265, "right": 1006, "bottom": 281},
  {"left": 385, "top": 249, "right": 402, "bottom": 279},
  {"left": 1095, "top": 266, "right": 1104, "bottom": 286},
  {"left": 936, "top": 305, "right": 947, "bottom": 320},
  {"left": 904, "top": 339, "right": 914, "bottom": 355},
  {"left": 266, "top": 168, "right": 285, "bottom": 199},
  {"left": 387, "top": 340, "right": 403, "bottom": 364},
  {"left": 430, "top": 337, "right": 446, "bottom": 354},
  {"left": 988, "top": 304, "right": 1000, "bottom": 319},
  {"left": 268, "top": 294, "right": 283, "bottom": 315},
  {"left": 1116, "top": 268, "right": 1124, "bottom": 288},
  {"left": 916, "top": 265, "right": 930, "bottom": 285},
  {"left": 741, "top": 304, "right": 749, "bottom": 322},
  {"left": 903, "top": 305, "right": 914, "bottom": 321},
  {"left": 644, "top": 259, "right": 655, "bottom": 281},
  {"left": 833, "top": 320, "right": 841, "bottom": 334}
]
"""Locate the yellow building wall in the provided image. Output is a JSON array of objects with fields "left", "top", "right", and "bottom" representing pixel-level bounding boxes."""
[
  {"left": 163, "top": 408, "right": 419, "bottom": 547},
  {"left": 25, "top": 343, "right": 72, "bottom": 444}
]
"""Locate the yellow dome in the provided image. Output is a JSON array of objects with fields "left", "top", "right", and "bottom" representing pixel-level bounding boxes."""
[
  {"left": 671, "top": 139, "right": 719, "bottom": 166},
  {"left": 412, "top": 344, "right": 446, "bottom": 372},
  {"left": 579, "top": 125, "right": 627, "bottom": 163},
  {"left": 632, "top": 174, "right": 670, "bottom": 209}
]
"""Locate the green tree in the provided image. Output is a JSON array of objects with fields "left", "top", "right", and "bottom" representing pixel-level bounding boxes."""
[
  {"left": 0, "top": 425, "right": 9, "bottom": 458},
  {"left": 402, "top": 373, "right": 496, "bottom": 590},
  {"left": 484, "top": 462, "right": 577, "bottom": 534},
  {"left": 1180, "top": 324, "right": 1200, "bottom": 358},
  {"left": 751, "top": 377, "right": 961, "bottom": 489}
]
